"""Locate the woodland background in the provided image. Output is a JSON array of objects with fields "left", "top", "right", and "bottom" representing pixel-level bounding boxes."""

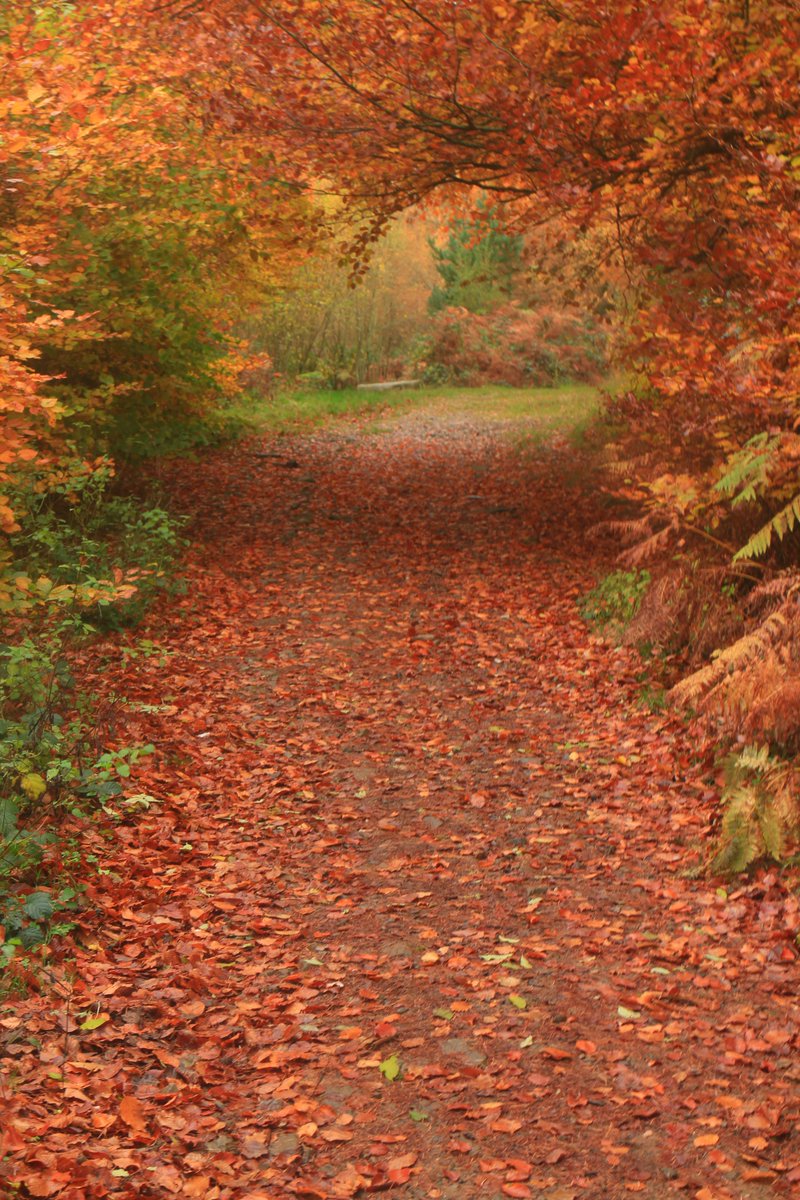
[{"left": 1, "top": 0, "right": 799, "bottom": 963}]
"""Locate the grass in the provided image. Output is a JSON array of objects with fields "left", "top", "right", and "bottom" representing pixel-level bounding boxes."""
[
  {"left": 224, "top": 385, "right": 422, "bottom": 433},
  {"left": 228, "top": 380, "right": 607, "bottom": 440}
]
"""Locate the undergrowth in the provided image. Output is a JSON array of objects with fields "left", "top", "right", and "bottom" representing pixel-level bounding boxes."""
[
  {"left": 6, "top": 458, "right": 186, "bottom": 626},
  {"left": 587, "top": 405, "right": 800, "bottom": 877},
  {"left": 580, "top": 569, "right": 651, "bottom": 639},
  {"left": 713, "top": 745, "right": 798, "bottom": 876},
  {"left": 1, "top": 463, "right": 184, "bottom": 989}
]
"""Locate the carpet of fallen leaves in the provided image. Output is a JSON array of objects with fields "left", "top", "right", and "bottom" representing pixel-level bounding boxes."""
[{"left": 3, "top": 403, "right": 800, "bottom": 1200}]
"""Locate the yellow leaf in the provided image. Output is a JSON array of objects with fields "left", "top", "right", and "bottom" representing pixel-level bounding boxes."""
[{"left": 20, "top": 773, "right": 46, "bottom": 801}]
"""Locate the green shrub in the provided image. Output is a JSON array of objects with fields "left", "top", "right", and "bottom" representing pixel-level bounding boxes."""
[
  {"left": 0, "top": 459, "right": 179, "bottom": 982},
  {"left": 581, "top": 569, "right": 651, "bottom": 634},
  {"left": 6, "top": 459, "right": 186, "bottom": 627},
  {"left": 0, "top": 630, "right": 154, "bottom": 976}
]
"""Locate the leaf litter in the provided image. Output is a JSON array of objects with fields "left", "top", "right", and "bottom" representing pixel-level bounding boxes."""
[{"left": 2, "top": 403, "right": 800, "bottom": 1198}]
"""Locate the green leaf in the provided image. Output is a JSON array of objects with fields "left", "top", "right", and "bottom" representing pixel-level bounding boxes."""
[
  {"left": 509, "top": 994, "right": 527, "bottom": 1010},
  {"left": 80, "top": 1013, "right": 110, "bottom": 1032},
  {"left": 379, "top": 1054, "right": 401, "bottom": 1081},
  {"left": 23, "top": 891, "right": 54, "bottom": 921},
  {"left": 519, "top": 1035, "right": 534, "bottom": 1048},
  {"left": 617, "top": 1006, "right": 641, "bottom": 1020},
  {"left": 433, "top": 1007, "right": 454, "bottom": 1021},
  {"left": 409, "top": 1108, "right": 429, "bottom": 1122},
  {"left": 0, "top": 798, "right": 19, "bottom": 838}
]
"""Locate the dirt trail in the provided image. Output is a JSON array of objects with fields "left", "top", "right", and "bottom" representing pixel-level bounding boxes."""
[{"left": 4, "top": 403, "right": 800, "bottom": 1200}]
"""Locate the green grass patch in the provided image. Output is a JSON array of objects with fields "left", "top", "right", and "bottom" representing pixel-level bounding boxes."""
[
  {"left": 225, "top": 385, "right": 423, "bottom": 434},
  {"left": 230, "top": 380, "right": 605, "bottom": 439}
]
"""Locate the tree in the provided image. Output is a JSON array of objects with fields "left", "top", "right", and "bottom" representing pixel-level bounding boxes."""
[
  {"left": 0, "top": 0, "right": 313, "bottom": 598},
  {"left": 428, "top": 201, "right": 523, "bottom": 314},
  {"left": 200, "top": 0, "right": 797, "bottom": 447}
]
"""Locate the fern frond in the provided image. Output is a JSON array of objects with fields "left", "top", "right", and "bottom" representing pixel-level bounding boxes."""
[
  {"left": 734, "top": 493, "right": 800, "bottom": 562},
  {"left": 587, "top": 516, "right": 653, "bottom": 546},
  {"left": 745, "top": 571, "right": 800, "bottom": 612},
  {"left": 745, "top": 678, "right": 800, "bottom": 745},
  {"left": 713, "top": 780, "right": 761, "bottom": 874},
  {"left": 711, "top": 746, "right": 799, "bottom": 875},
  {"left": 670, "top": 607, "right": 792, "bottom": 707},
  {"left": 715, "top": 433, "right": 777, "bottom": 503},
  {"left": 619, "top": 521, "right": 677, "bottom": 566}
]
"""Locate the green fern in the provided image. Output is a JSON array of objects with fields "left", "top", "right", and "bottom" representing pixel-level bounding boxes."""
[
  {"left": 734, "top": 493, "right": 800, "bottom": 562},
  {"left": 712, "top": 744, "right": 793, "bottom": 874},
  {"left": 715, "top": 433, "right": 778, "bottom": 508},
  {"left": 713, "top": 783, "right": 761, "bottom": 874}
]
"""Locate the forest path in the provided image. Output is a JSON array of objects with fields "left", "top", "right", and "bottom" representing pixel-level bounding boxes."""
[{"left": 5, "top": 396, "right": 800, "bottom": 1200}]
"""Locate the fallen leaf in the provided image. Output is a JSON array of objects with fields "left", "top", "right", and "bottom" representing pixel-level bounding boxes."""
[
  {"left": 118, "top": 1095, "right": 147, "bottom": 1134},
  {"left": 379, "top": 1054, "right": 401, "bottom": 1081}
]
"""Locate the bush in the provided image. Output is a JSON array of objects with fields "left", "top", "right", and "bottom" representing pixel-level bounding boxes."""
[
  {"left": 5, "top": 459, "right": 186, "bottom": 628},
  {"left": 0, "top": 458, "right": 181, "bottom": 982},
  {"left": 0, "top": 629, "right": 154, "bottom": 978},
  {"left": 415, "top": 303, "right": 608, "bottom": 387},
  {"left": 581, "top": 569, "right": 651, "bottom": 637}
]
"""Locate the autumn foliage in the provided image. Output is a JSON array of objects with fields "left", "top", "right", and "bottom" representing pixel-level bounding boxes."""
[
  {"left": 0, "top": 1, "right": 306, "bottom": 592},
  {"left": 4, "top": 4, "right": 800, "bottom": 1195},
  {"left": 1, "top": 3, "right": 799, "bottom": 875},
  {"left": 221, "top": 0, "right": 800, "bottom": 764}
]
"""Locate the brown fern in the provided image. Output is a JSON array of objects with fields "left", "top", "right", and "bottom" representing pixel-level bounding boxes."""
[
  {"left": 619, "top": 521, "right": 677, "bottom": 567},
  {"left": 671, "top": 594, "right": 800, "bottom": 749}
]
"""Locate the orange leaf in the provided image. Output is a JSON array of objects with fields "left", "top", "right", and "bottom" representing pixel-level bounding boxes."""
[
  {"left": 118, "top": 1095, "right": 148, "bottom": 1134},
  {"left": 179, "top": 999, "right": 206, "bottom": 1018},
  {"left": 387, "top": 1152, "right": 417, "bottom": 1171},
  {"left": 491, "top": 1119, "right": 523, "bottom": 1134},
  {"left": 183, "top": 1178, "right": 211, "bottom": 1198}
]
